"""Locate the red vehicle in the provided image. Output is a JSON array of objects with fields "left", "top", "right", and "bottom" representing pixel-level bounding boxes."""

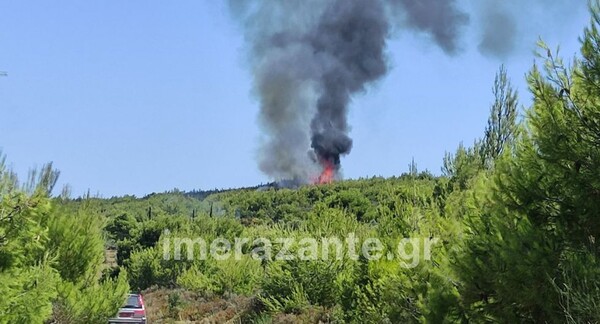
[{"left": 108, "top": 293, "right": 147, "bottom": 324}]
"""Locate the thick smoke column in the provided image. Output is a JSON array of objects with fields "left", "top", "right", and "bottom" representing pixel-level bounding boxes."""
[
  {"left": 309, "top": 0, "right": 389, "bottom": 172},
  {"left": 229, "top": 0, "right": 468, "bottom": 182}
]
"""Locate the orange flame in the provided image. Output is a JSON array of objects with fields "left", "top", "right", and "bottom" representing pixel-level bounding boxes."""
[{"left": 315, "top": 160, "right": 335, "bottom": 184}]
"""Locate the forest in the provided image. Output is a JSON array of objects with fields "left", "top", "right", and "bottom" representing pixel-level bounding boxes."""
[{"left": 2, "top": 3, "right": 600, "bottom": 324}]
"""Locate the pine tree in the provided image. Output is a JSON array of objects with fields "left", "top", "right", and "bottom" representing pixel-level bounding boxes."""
[
  {"left": 481, "top": 65, "right": 519, "bottom": 167},
  {"left": 0, "top": 152, "right": 129, "bottom": 322},
  {"left": 455, "top": 2, "right": 600, "bottom": 321}
]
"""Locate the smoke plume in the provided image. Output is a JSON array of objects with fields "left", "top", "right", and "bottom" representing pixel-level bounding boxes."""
[
  {"left": 229, "top": 0, "right": 468, "bottom": 182},
  {"left": 478, "top": 5, "right": 516, "bottom": 58},
  {"left": 475, "top": 0, "right": 580, "bottom": 58},
  {"left": 386, "top": 0, "right": 469, "bottom": 54}
]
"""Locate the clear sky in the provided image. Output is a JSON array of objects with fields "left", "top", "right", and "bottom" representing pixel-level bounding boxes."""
[{"left": 0, "top": 1, "right": 591, "bottom": 197}]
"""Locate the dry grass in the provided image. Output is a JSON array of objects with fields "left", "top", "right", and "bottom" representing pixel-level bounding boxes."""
[
  {"left": 142, "top": 287, "right": 255, "bottom": 323},
  {"left": 141, "top": 287, "right": 337, "bottom": 323},
  {"left": 104, "top": 249, "right": 118, "bottom": 268}
]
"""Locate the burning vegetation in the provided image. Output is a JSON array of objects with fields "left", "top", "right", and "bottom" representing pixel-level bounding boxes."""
[{"left": 315, "top": 159, "right": 335, "bottom": 185}]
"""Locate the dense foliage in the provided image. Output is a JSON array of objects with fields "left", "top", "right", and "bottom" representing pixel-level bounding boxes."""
[{"left": 0, "top": 159, "right": 129, "bottom": 323}]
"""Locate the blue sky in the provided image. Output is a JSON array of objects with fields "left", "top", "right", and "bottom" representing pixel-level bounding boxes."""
[{"left": 0, "top": 1, "right": 590, "bottom": 197}]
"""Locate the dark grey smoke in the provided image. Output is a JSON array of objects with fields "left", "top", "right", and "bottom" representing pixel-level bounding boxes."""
[
  {"left": 478, "top": 6, "right": 516, "bottom": 58},
  {"left": 475, "top": 1, "right": 583, "bottom": 58},
  {"left": 225, "top": 0, "right": 588, "bottom": 182},
  {"left": 229, "top": 0, "right": 469, "bottom": 181},
  {"left": 309, "top": 0, "right": 389, "bottom": 170},
  {"left": 478, "top": 0, "right": 517, "bottom": 58},
  {"left": 386, "top": 0, "right": 469, "bottom": 54}
]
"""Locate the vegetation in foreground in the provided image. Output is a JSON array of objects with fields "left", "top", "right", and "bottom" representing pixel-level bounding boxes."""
[{"left": 3, "top": 3, "right": 600, "bottom": 323}]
